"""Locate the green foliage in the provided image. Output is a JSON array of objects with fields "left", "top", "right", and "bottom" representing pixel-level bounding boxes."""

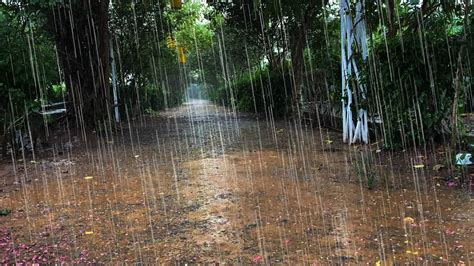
[
  {"left": 0, "top": 4, "right": 58, "bottom": 141},
  {"left": 367, "top": 9, "right": 469, "bottom": 148},
  {"left": 110, "top": 0, "right": 185, "bottom": 113},
  {"left": 51, "top": 83, "right": 66, "bottom": 95},
  {"left": 211, "top": 66, "right": 293, "bottom": 117},
  {"left": 0, "top": 208, "right": 12, "bottom": 216},
  {"left": 165, "top": 2, "right": 220, "bottom": 51},
  {"left": 354, "top": 152, "right": 378, "bottom": 190}
]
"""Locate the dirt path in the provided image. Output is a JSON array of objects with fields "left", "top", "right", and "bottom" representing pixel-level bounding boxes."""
[{"left": 0, "top": 100, "right": 472, "bottom": 264}]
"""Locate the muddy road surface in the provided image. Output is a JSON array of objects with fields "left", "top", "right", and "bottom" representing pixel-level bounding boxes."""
[{"left": 0, "top": 100, "right": 472, "bottom": 264}]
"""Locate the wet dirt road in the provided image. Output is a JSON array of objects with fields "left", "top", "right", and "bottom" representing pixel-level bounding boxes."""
[{"left": 0, "top": 100, "right": 473, "bottom": 264}]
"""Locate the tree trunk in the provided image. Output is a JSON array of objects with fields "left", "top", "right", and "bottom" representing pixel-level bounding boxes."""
[
  {"left": 47, "top": 0, "right": 110, "bottom": 127},
  {"left": 290, "top": 13, "right": 311, "bottom": 114},
  {"left": 290, "top": 32, "right": 303, "bottom": 112},
  {"left": 451, "top": 47, "right": 464, "bottom": 150},
  {"left": 387, "top": 0, "right": 396, "bottom": 36}
]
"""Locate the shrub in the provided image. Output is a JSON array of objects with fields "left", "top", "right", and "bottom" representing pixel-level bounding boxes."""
[
  {"left": 212, "top": 67, "right": 293, "bottom": 117},
  {"left": 367, "top": 14, "right": 469, "bottom": 149}
]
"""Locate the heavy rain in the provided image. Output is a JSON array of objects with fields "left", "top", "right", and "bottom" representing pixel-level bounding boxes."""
[{"left": 0, "top": 0, "right": 473, "bottom": 264}]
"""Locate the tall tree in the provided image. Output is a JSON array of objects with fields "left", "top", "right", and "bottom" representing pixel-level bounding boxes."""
[{"left": 45, "top": 0, "right": 111, "bottom": 126}]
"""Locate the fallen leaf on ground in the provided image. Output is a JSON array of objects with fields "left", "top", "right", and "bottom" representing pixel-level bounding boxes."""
[
  {"left": 252, "top": 255, "right": 263, "bottom": 263},
  {"left": 432, "top": 164, "right": 444, "bottom": 171},
  {"left": 447, "top": 181, "right": 457, "bottom": 187}
]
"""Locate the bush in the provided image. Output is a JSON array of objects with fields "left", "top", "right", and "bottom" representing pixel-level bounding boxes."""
[
  {"left": 367, "top": 14, "right": 469, "bottom": 149},
  {"left": 212, "top": 67, "right": 293, "bottom": 117}
]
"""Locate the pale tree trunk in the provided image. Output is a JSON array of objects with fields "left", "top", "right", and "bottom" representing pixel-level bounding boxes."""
[{"left": 340, "top": 0, "right": 369, "bottom": 144}]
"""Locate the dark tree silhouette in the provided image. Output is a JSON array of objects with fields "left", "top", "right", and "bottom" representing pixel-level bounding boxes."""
[{"left": 46, "top": 0, "right": 110, "bottom": 126}]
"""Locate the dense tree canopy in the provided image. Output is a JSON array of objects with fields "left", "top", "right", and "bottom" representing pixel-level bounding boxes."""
[{"left": 0, "top": 0, "right": 472, "bottom": 150}]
